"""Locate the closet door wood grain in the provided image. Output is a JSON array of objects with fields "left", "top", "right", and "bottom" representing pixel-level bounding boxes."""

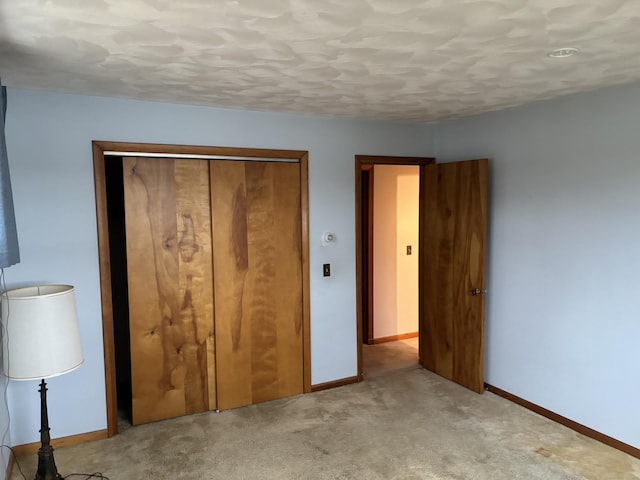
[
  {"left": 123, "top": 157, "right": 216, "bottom": 425},
  {"left": 211, "top": 160, "right": 303, "bottom": 410}
]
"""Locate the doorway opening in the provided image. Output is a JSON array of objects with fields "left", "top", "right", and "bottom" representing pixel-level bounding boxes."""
[{"left": 355, "top": 155, "right": 435, "bottom": 380}]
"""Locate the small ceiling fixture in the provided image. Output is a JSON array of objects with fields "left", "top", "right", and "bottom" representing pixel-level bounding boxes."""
[{"left": 548, "top": 47, "right": 580, "bottom": 58}]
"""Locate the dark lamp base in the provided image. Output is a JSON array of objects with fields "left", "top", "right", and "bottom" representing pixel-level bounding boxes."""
[
  {"left": 35, "top": 380, "right": 63, "bottom": 480},
  {"left": 35, "top": 443, "right": 62, "bottom": 480}
]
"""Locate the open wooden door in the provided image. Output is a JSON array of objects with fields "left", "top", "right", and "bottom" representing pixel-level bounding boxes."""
[{"left": 420, "top": 159, "right": 488, "bottom": 393}]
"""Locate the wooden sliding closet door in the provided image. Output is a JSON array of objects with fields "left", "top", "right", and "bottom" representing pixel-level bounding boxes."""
[
  {"left": 123, "top": 157, "right": 216, "bottom": 425},
  {"left": 210, "top": 160, "right": 304, "bottom": 411}
]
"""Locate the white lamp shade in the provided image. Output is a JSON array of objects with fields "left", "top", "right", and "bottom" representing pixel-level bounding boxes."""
[{"left": 1, "top": 284, "right": 84, "bottom": 380}]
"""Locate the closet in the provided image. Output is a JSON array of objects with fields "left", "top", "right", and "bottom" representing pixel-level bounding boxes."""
[{"left": 94, "top": 142, "right": 310, "bottom": 430}]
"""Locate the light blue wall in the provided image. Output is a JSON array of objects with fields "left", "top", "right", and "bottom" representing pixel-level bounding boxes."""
[
  {"left": 435, "top": 82, "right": 640, "bottom": 449},
  {"left": 3, "top": 80, "right": 640, "bottom": 459},
  {"left": 1, "top": 89, "right": 434, "bottom": 447}
]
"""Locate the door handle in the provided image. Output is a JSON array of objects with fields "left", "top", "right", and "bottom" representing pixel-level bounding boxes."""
[{"left": 470, "top": 288, "right": 486, "bottom": 296}]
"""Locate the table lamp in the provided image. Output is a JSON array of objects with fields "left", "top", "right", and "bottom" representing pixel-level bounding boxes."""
[{"left": 1, "top": 284, "right": 84, "bottom": 480}]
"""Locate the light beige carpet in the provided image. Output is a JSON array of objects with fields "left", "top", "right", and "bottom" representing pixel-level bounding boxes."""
[{"left": 11, "top": 369, "right": 640, "bottom": 479}]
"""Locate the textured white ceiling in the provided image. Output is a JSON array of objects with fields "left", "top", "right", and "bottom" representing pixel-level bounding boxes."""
[{"left": 1, "top": 0, "right": 640, "bottom": 122}]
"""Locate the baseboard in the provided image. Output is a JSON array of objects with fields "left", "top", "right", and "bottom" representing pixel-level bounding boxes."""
[
  {"left": 311, "top": 376, "right": 360, "bottom": 392},
  {"left": 371, "top": 332, "right": 419, "bottom": 344},
  {"left": 6, "top": 449, "right": 14, "bottom": 480},
  {"left": 485, "top": 383, "right": 640, "bottom": 460},
  {"left": 12, "top": 429, "right": 108, "bottom": 456}
]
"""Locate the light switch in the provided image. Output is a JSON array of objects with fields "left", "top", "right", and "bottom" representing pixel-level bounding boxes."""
[
  {"left": 323, "top": 263, "right": 331, "bottom": 277},
  {"left": 406, "top": 245, "right": 412, "bottom": 255}
]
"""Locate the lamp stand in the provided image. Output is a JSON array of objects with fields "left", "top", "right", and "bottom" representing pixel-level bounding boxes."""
[{"left": 35, "top": 379, "right": 62, "bottom": 480}]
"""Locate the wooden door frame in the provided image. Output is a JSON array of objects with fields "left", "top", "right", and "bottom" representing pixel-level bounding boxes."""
[
  {"left": 93, "top": 140, "right": 312, "bottom": 437},
  {"left": 355, "top": 155, "right": 435, "bottom": 380}
]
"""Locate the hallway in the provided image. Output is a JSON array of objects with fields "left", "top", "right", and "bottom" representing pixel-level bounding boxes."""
[{"left": 362, "top": 337, "right": 420, "bottom": 378}]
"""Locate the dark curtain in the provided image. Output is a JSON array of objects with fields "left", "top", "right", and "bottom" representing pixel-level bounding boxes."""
[{"left": 0, "top": 80, "right": 20, "bottom": 267}]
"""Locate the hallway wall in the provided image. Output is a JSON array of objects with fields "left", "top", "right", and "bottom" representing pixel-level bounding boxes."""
[{"left": 372, "top": 165, "right": 419, "bottom": 339}]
